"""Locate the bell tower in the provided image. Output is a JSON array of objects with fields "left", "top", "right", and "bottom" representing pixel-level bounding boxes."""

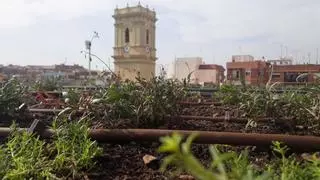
[{"left": 112, "top": 3, "right": 157, "bottom": 81}]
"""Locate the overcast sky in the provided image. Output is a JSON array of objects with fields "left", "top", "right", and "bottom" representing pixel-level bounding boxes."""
[{"left": 1, "top": 0, "right": 320, "bottom": 70}]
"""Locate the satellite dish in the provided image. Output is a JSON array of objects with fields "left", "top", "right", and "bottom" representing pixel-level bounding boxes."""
[{"left": 296, "top": 73, "right": 308, "bottom": 82}]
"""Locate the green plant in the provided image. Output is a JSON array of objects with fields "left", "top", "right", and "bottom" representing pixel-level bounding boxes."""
[
  {"left": 0, "top": 124, "right": 54, "bottom": 179},
  {"left": 267, "top": 141, "right": 314, "bottom": 180},
  {"left": 215, "top": 85, "right": 242, "bottom": 105},
  {"left": 158, "top": 133, "right": 320, "bottom": 180},
  {"left": 33, "top": 76, "right": 61, "bottom": 91},
  {"left": 0, "top": 118, "right": 102, "bottom": 179},
  {"left": 51, "top": 117, "right": 102, "bottom": 178},
  {"left": 158, "top": 133, "right": 269, "bottom": 180},
  {"left": 0, "top": 78, "right": 26, "bottom": 117},
  {"left": 99, "top": 76, "right": 186, "bottom": 127},
  {"left": 64, "top": 88, "right": 81, "bottom": 106}
]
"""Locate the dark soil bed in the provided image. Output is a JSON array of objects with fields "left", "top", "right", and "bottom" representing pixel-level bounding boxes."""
[{"left": 87, "top": 142, "right": 305, "bottom": 180}]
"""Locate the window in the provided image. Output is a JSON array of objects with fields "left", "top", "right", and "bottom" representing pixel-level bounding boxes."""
[
  {"left": 272, "top": 74, "right": 281, "bottom": 79},
  {"left": 272, "top": 74, "right": 280, "bottom": 79},
  {"left": 245, "top": 69, "right": 251, "bottom": 76},
  {"left": 236, "top": 71, "right": 240, "bottom": 78},
  {"left": 232, "top": 70, "right": 240, "bottom": 79},
  {"left": 125, "top": 28, "right": 130, "bottom": 43},
  {"left": 258, "top": 70, "right": 264, "bottom": 76},
  {"left": 146, "top": 29, "right": 149, "bottom": 44}
]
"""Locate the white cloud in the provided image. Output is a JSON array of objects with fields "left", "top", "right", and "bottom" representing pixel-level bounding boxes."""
[
  {"left": 0, "top": 0, "right": 116, "bottom": 28},
  {"left": 1, "top": 0, "right": 320, "bottom": 65}
]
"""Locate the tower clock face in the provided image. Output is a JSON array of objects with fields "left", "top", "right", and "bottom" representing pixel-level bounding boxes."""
[
  {"left": 145, "top": 46, "right": 150, "bottom": 53},
  {"left": 124, "top": 45, "right": 130, "bottom": 53}
]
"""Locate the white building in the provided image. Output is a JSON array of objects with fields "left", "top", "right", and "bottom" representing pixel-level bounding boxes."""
[
  {"left": 167, "top": 57, "right": 225, "bottom": 84},
  {"left": 231, "top": 55, "right": 254, "bottom": 62},
  {"left": 168, "top": 57, "right": 203, "bottom": 82}
]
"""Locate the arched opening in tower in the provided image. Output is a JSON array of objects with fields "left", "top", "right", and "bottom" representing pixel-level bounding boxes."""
[
  {"left": 146, "top": 29, "right": 149, "bottom": 44},
  {"left": 125, "top": 28, "right": 130, "bottom": 43}
]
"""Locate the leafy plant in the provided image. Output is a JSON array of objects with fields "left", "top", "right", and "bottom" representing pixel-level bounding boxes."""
[
  {"left": 33, "top": 76, "right": 61, "bottom": 91},
  {"left": 0, "top": 118, "right": 102, "bottom": 179},
  {"left": 215, "top": 85, "right": 242, "bottom": 105},
  {"left": 158, "top": 133, "right": 269, "bottom": 180},
  {"left": 99, "top": 76, "right": 186, "bottom": 127},
  {"left": 51, "top": 117, "right": 103, "bottom": 178},
  {"left": 0, "top": 78, "right": 27, "bottom": 117},
  {"left": 158, "top": 133, "right": 320, "bottom": 180},
  {"left": 0, "top": 124, "right": 54, "bottom": 179}
]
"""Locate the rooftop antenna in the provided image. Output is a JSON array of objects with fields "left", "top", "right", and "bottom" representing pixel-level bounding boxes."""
[
  {"left": 285, "top": 46, "right": 288, "bottom": 58},
  {"left": 308, "top": 52, "right": 311, "bottom": 64},
  {"left": 293, "top": 50, "right": 298, "bottom": 65},
  {"left": 174, "top": 55, "right": 177, "bottom": 79},
  {"left": 316, "top": 48, "right": 319, "bottom": 64},
  {"left": 280, "top": 44, "right": 283, "bottom": 58}
]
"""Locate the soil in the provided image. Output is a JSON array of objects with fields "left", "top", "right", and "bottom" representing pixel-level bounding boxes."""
[
  {"left": 84, "top": 103, "right": 320, "bottom": 179},
  {"left": 86, "top": 118, "right": 317, "bottom": 179},
  {"left": 2, "top": 102, "right": 319, "bottom": 179},
  {"left": 86, "top": 142, "right": 303, "bottom": 180}
]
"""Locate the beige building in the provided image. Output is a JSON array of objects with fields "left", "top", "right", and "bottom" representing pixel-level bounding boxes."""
[
  {"left": 168, "top": 57, "right": 203, "bottom": 82},
  {"left": 194, "top": 64, "right": 225, "bottom": 85},
  {"left": 168, "top": 57, "right": 224, "bottom": 84},
  {"left": 112, "top": 4, "right": 157, "bottom": 81}
]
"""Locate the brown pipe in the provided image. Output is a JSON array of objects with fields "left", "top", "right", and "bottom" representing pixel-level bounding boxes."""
[
  {"left": 90, "top": 129, "right": 320, "bottom": 150},
  {"left": 167, "top": 115, "right": 290, "bottom": 124},
  {"left": 29, "top": 109, "right": 63, "bottom": 113},
  {"left": 89, "top": 129, "right": 320, "bottom": 151},
  {"left": 171, "top": 115, "right": 254, "bottom": 122},
  {"left": 178, "top": 102, "right": 222, "bottom": 106},
  {"left": 1, "top": 128, "right": 320, "bottom": 151},
  {"left": 0, "top": 128, "right": 54, "bottom": 138}
]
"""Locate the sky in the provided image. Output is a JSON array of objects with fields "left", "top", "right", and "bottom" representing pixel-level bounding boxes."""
[{"left": 1, "top": 0, "right": 320, "bottom": 70}]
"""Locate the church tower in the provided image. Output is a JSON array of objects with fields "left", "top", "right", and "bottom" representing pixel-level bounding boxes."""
[{"left": 112, "top": 3, "right": 157, "bottom": 81}]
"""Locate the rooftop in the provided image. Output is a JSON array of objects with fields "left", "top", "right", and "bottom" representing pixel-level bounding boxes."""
[
  {"left": 113, "top": 3, "right": 156, "bottom": 20},
  {"left": 198, "top": 64, "right": 225, "bottom": 70}
]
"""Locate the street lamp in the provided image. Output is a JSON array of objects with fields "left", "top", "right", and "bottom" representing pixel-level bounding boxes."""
[
  {"left": 80, "top": 51, "right": 117, "bottom": 78},
  {"left": 84, "top": 31, "right": 99, "bottom": 79}
]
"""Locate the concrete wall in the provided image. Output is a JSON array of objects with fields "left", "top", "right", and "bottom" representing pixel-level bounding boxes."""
[
  {"left": 194, "top": 69, "right": 218, "bottom": 84},
  {"left": 168, "top": 57, "right": 203, "bottom": 82}
]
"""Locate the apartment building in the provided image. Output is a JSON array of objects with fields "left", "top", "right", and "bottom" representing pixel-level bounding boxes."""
[
  {"left": 168, "top": 57, "right": 225, "bottom": 85},
  {"left": 226, "top": 55, "right": 269, "bottom": 85},
  {"left": 227, "top": 55, "right": 320, "bottom": 85}
]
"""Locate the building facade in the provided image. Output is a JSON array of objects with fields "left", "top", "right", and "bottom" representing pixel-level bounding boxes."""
[
  {"left": 269, "top": 63, "right": 320, "bottom": 84},
  {"left": 227, "top": 55, "right": 320, "bottom": 85},
  {"left": 227, "top": 55, "right": 269, "bottom": 85},
  {"left": 167, "top": 57, "right": 224, "bottom": 85},
  {"left": 168, "top": 57, "right": 203, "bottom": 83},
  {"left": 112, "top": 4, "right": 157, "bottom": 81},
  {"left": 0, "top": 64, "right": 104, "bottom": 86},
  {"left": 194, "top": 64, "right": 225, "bottom": 85}
]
